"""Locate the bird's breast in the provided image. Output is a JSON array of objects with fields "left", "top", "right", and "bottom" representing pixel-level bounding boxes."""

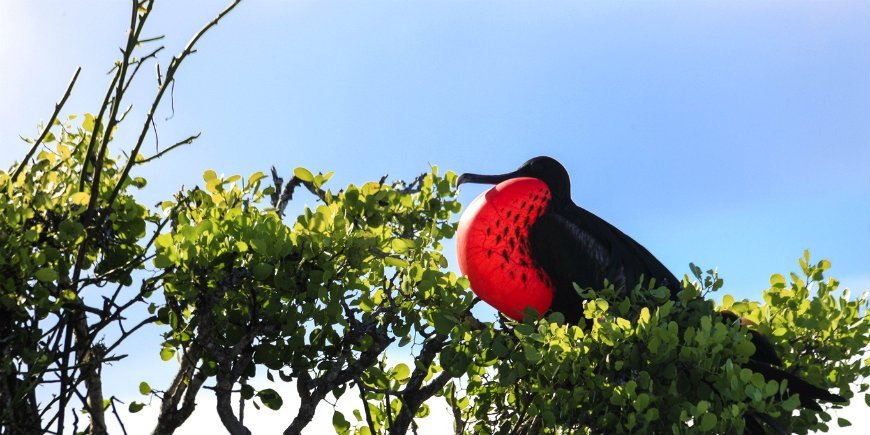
[{"left": 457, "top": 177, "right": 554, "bottom": 320}]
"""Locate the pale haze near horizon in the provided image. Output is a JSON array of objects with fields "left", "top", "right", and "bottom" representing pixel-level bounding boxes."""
[{"left": 1, "top": 1, "right": 868, "bottom": 433}]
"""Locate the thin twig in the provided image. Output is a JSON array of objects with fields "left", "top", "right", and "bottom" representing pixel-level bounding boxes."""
[
  {"left": 122, "top": 45, "right": 165, "bottom": 94},
  {"left": 136, "top": 133, "right": 200, "bottom": 164},
  {"left": 109, "top": 397, "right": 129, "bottom": 435},
  {"left": 11, "top": 67, "right": 81, "bottom": 181},
  {"left": 106, "top": 0, "right": 242, "bottom": 210},
  {"left": 357, "top": 381, "right": 377, "bottom": 435}
]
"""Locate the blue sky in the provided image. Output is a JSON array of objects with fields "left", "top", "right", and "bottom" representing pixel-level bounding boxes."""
[{"left": 1, "top": 1, "right": 868, "bottom": 433}]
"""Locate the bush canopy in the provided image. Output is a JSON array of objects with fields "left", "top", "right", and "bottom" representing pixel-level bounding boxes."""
[{"left": 1, "top": 1, "right": 867, "bottom": 434}]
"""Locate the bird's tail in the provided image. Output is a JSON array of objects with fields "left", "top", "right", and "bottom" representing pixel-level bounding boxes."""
[
  {"left": 743, "top": 359, "right": 846, "bottom": 411},
  {"left": 741, "top": 360, "right": 845, "bottom": 434},
  {"left": 744, "top": 411, "right": 788, "bottom": 435}
]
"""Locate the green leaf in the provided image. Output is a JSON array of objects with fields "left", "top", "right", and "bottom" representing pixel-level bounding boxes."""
[
  {"left": 248, "top": 171, "right": 266, "bottom": 185},
  {"left": 154, "top": 254, "right": 173, "bottom": 268},
  {"left": 248, "top": 238, "right": 269, "bottom": 256},
  {"left": 155, "top": 233, "right": 173, "bottom": 249},
  {"left": 59, "top": 220, "right": 84, "bottom": 241},
  {"left": 837, "top": 417, "right": 851, "bottom": 427},
  {"left": 257, "top": 388, "right": 283, "bottom": 410},
  {"left": 782, "top": 394, "right": 801, "bottom": 411},
  {"left": 523, "top": 343, "right": 543, "bottom": 363},
  {"left": 700, "top": 413, "right": 717, "bottom": 431},
  {"left": 203, "top": 169, "right": 218, "bottom": 182},
  {"left": 615, "top": 317, "right": 631, "bottom": 330},
  {"left": 384, "top": 257, "right": 410, "bottom": 268},
  {"left": 205, "top": 178, "right": 221, "bottom": 194},
  {"left": 391, "top": 238, "right": 413, "bottom": 254},
  {"left": 770, "top": 274, "right": 787, "bottom": 288},
  {"left": 332, "top": 410, "right": 350, "bottom": 434},
  {"left": 35, "top": 268, "right": 58, "bottom": 282},
  {"left": 639, "top": 307, "right": 650, "bottom": 324},
  {"left": 548, "top": 311, "right": 565, "bottom": 325},
  {"left": 392, "top": 363, "right": 411, "bottom": 382},
  {"left": 432, "top": 312, "right": 454, "bottom": 335},
  {"left": 294, "top": 167, "right": 314, "bottom": 182},
  {"left": 689, "top": 262, "right": 703, "bottom": 280},
  {"left": 83, "top": 113, "right": 96, "bottom": 132},
  {"left": 139, "top": 382, "right": 151, "bottom": 395},
  {"left": 252, "top": 263, "right": 274, "bottom": 281},
  {"left": 241, "top": 384, "right": 255, "bottom": 400},
  {"left": 416, "top": 403, "right": 431, "bottom": 418},
  {"left": 24, "top": 229, "right": 38, "bottom": 242},
  {"left": 634, "top": 393, "right": 650, "bottom": 411},
  {"left": 722, "top": 294, "right": 735, "bottom": 309},
  {"left": 70, "top": 192, "right": 90, "bottom": 206},
  {"left": 128, "top": 402, "right": 144, "bottom": 413},
  {"left": 160, "top": 347, "right": 175, "bottom": 361},
  {"left": 651, "top": 287, "right": 669, "bottom": 301}
]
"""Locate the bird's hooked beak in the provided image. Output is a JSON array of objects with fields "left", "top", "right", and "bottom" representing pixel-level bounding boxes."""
[{"left": 457, "top": 170, "right": 521, "bottom": 186}]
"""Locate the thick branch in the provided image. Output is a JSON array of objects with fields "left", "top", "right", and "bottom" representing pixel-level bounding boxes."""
[
  {"left": 70, "top": 311, "right": 106, "bottom": 435},
  {"left": 284, "top": 325, "right": 394, "bottom": 435},
  {"left": 389, "top": 334, "right": 449, "bottom": 435}
]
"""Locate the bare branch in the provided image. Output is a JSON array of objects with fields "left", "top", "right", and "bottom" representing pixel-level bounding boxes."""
[
  {"left": 136, "top": 133, "right": 201, "bottom": 164},
  {"left": 109, "top": 397, "right": 128, "bottom": 435},
  {"left": 357, "top": 381, "right": 378, "bottom": 435},
  {"left": 122, "top": 45, "right": 165, "bottom": 94},
  {"left": 284, "top": 324, "right": 395, "bottom": 435},
  {"left": 11, "top": 67, "right": 81, "bottom": 181},
  {"left": 106, "top": 0, "right": 242, "bottom": 209}
]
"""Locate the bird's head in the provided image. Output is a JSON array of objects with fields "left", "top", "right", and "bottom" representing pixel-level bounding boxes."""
[{"left": 458, "top": 156, "right": 571, "bottom": 207}]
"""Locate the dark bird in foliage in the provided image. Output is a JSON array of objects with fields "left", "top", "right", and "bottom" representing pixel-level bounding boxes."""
[{"left": 456, "top": 156, "right": 844, "bottom": 434}]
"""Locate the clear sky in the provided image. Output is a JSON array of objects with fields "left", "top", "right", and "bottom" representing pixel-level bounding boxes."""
[{"left": 1, "top": 1, "right": 868, "bottom": 434}]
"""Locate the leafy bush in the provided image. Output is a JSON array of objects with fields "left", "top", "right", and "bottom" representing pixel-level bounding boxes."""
[
  {"left": 148, "top": 165, "right": 472, "bottom": 435},
  {"left": 1, "top": 1, "right": 867, "bottom": 434},
  {"left": 1, "top": 114, "right": 158, "bottom": 434},
  {"left": 2, "top": 114, "right": 868, "bottom": 434},
  {"left": 447, "top": 258, "right": 869, "bottom": 434}
]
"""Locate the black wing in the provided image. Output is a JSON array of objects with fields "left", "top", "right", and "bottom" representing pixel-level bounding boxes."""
[
  {"left": 528, "top": 213, "right": 611, "bottom": 323},
  {"left": 528, "top": 204, "right": 680, "bottom": 323},
  {"left": 561, "top": 204, "right": 681, "bottom": 294}
]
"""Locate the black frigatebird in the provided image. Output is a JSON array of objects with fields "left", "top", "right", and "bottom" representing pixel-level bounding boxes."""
[
  {"left": 456, "top": 156, "right": 844, "bottom": 433},
  {"left": 456, "top": 155, "right": 680, "bottom": 325}
]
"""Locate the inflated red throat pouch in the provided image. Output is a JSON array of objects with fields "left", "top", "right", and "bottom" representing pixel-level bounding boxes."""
[{"left": 457, "top": 177, "right": 554, "bottom": 321}]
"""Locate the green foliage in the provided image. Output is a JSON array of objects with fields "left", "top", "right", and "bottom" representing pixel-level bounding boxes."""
[
  {"left": 726, "top": 252, "right": 870, "bottom": 432},
  {"left": 4, "top": 128, "right": 867, "bottom": 434},
  {"left": 0, "top": 116, "right": 152, "bottom": 320},
  {"left": 5, "top": 2, "right": 864, "bottom": 434},
  {"left": 0, "top": 115, "right": 157, "bottom": 431},
  {"left": 151, "top": 165, "right": 473, "bottom": 432},
  {"left": 2, "top": 125, "right": 867, "bottom": 434},
  {"left": 447, "top": 259, "right": 869, "bottom": 434}
]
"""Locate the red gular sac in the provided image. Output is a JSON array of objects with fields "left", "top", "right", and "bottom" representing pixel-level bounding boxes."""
[{"left": 457, "top": 177, "right": 554, "bottom": 321}]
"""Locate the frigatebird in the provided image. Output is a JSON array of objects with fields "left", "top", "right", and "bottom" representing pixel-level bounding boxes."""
[
  {"left": 456, "top": 156, "right": 680, "bottom": 324},
  {"left": 456, "top": 156, "right": 844, "bottom": 433}
]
